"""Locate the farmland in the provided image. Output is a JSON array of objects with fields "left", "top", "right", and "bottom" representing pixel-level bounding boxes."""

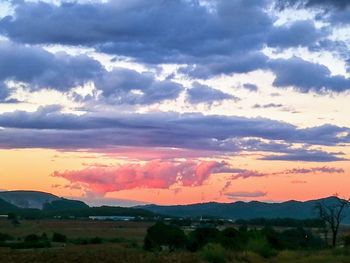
[{"left": 1, "top": 218, "right": 350, "bottom": 263}]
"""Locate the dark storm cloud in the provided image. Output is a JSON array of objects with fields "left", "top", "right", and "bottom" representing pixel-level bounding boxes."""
[
  {"left": 186, "top": 82, "right": 237, "bottom": 104},
  {"left": 0, "top": 108, "right": 348, "bottom": 162},
  {"left": 95, "top": 68, "right": 183, "bottom": 105},
  {"left": 267, "top": 20, "right": 328, "bottom": 49},
  {"left": 0, "top": 0, "right": 273, "bottom": 64},
  {"left": 0, "top": 41, "right": 103, "bottom": 91},
  {"left": 261, "top": 150, "right": 347, "bottom": 162},
  {"left": 0, "top": 0, "right": 349, "bottom": 94},
  {"left": 0, "top": 41, "right": 184, "bottom": 104},
  {"left": 276, "top": 0, "right": 350, "bottom": 9},
  {"left": 0, "top": 108, "right": 349, "bottom": 146},
  {"left": 276, "top": 0, "right": 350, "bottom": 25},
  {"left": 0, "top": 83, "right": 15, "bottom": 103},
  {"left": 179, "top": 52, "right": 269, "bottom": 79},
  {"left": 268, "top": 57, "right": 350, "bottom": 93}
]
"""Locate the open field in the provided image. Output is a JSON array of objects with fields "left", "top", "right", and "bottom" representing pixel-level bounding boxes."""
[
  {"left": 1, "top": 243, "right": 350, "bottom": 263},
  {"left": 1, "top": 219, "right": 350, "bottom": 263},
  {"left": 0, "top": 219, "right": 152, "bottom": 244}
]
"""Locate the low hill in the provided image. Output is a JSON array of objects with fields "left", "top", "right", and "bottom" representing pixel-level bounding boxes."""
[
  {"left": 43, "top": 199, "right": 90, "bottom": 211},
  {"left": 0, "top": 190, "right": 156, "bottom": 219},
  {"left": 138, "top": 197, "right": 350, "bottom": 223},
  {"left": 0, "top": 191, "right": 59, "bottom": 209},
  {"left": 0, "top": 197, "right": 19, "bottom": 213}
]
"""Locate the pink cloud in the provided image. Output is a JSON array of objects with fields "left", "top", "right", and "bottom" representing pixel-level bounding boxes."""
[{"left": 52, "top": 160, "right": 233, "bottom": 195}]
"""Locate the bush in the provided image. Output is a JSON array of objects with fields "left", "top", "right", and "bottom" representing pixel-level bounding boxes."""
[
  {"left": 11, "top": 233, "right": 51, "bottom": 249},
  {"left": 344, "top": 235, "right": 350, "bottom": 246},
  {"left": 278, "top": 227, "right": 323, "bottom": 249},
  {"left": 221, "top": 227, "right": 246, "bottom": 250},
  {"left": 187, "top": 227, "right": 221, "bottom": 251},
  {"left": 70, "top": 237, "right": 103, "bottom": 245},
  {"left": 0, "top": 233, "right": 14, "bottom": 242},
  {"left": 144, "top": 222, "right": 187, "bottom": 251},
  {"left": 52, "top": 232, "right": 67, "bottom": 243},
  {"left": 24, "top": 234, "right": 40, "bottom": 243},
  {"left": 200, "top": 243, "right": 227, "bottom": 263},
  {"left": 246, "top": 234, "right": 277, "bottom": 258}
]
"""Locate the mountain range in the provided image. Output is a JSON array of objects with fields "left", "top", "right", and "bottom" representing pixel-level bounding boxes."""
[
  {"left": 138, "top": 197, "right": 350, "bottom": 223},
  {"left": 0, "top": 191, "right": 349, "bottom": 223},
  {"left": 0, "top": 190, "right": 154, "bottom": 218}
]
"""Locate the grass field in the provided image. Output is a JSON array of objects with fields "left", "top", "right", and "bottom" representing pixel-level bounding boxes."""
[{"left": 1, "top": 219, "right": 350, "bottom": 263}]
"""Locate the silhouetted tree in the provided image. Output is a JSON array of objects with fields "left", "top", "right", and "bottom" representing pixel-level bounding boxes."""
[
  {"left": 315, "top": 196, "right": 349, "bottom": 247},
  {"left": 144, "top": 222, "right": 187, "bottom": 251}
]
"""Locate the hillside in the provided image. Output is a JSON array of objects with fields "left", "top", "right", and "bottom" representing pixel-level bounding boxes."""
[
  {"left": 0, "top": 191, "right": 59, "bottom": 209},
  {"left": 139, "top": 197, "right": 350, "bottom": 223},
  {"left": 0, "top": 190, "right": 156, "bottom": 218},
  {"left": 0, "top": 197, "right": 19, "bottom": 213}
]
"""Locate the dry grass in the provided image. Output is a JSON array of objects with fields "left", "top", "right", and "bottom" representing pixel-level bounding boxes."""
[
  {"left": 0, "top": 219, "right": 153, "bottom": 243},
  {"left": 1, "top": 219, "right": 350, "bottom": 263}
]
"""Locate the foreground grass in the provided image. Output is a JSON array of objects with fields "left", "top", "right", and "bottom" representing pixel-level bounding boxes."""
[
  {"left": 1, "top": 219, "right": 350, "bottom": 263},
  {"left": 1, "top": 244, "right": 350, "bottom": 263}
]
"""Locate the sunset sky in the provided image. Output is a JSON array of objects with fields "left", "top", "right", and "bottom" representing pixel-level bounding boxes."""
[{"left": 0, "top": 0, "right": 349, "bottom": 206}]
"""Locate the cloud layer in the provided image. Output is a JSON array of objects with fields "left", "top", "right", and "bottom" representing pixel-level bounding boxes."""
[{"left": 53, "top": 160, "right": 236, "bottom": 194}]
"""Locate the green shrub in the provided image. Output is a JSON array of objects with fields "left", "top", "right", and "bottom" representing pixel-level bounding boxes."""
[
  {"left": 144, "top": 222, "right": 187, "bottom": 251},
  {"left": 200, "top": 243, "right": 227, "bottom": 263},
  {"left": 187, "top": 227, "right": 221, "bottom": 251},
  {"left": 246, "top": 235, "right": 277, "bottom": 258},
  {"left": 52, "top": 232, "right": 67, "bottom": 243},
  {"left": 220, "top": 227, "right": 246, "bottom": 250},
  {"left": 10, "top": 233, "right": 51, "bottom": 249},
  {"left": 344, "top": 235, "right": 350, "bottom": 246},
  {"left": 0, "top": 233, "right": 14, "bottom": 242}
]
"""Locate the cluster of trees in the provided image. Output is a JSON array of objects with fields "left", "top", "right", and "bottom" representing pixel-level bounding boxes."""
[
  {"left": 235, "top": 218, "right": 325, "bottom": 228},
  {"left": 144, "top": 222, "right": 325, "bottom": 257},
  {"left": 0, "top": 232, "right": 67, "bottom": 249}
]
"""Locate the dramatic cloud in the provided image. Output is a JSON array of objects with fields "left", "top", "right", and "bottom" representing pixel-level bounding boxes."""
[
  {"left": 95, "top": 68, "right": 183, "bottom": 105},
  {"left": 276, "top": 0, "right": 350, "bottom": 25},
  {"left": 0, "top": 83, "right": 18, "bottom": 103},
  {"left": 0, "top": 1, "right": 348, "bottom": 94},
  {"left": 186, "top": 82, "right": 237, "bottom": 104},
  {"left": 0, "top": 41, "right": 184, "bottom": 104},
  {"left": 0, "top": 108, "right": 348, "bottom": 162},
  {"left": 0, "top": 0, "right": 272, "bottom": 63},
  {"left": 267, "top": 20, "right": 327, "bottom": 49},
  {"left": 261, "top": 150, "right": 348, "bottom": 162},
  {"left": 0, "top": 41, "right": 103, "bottom": 91},
  {"left": 276, "top": 0, "right": 350, "bottom": 9},
  {"left": 52, "top": 160, "right": 236, "bottom": 194},
  {"left": 269, "top": 57, "right": 350, "bottom": 93}
]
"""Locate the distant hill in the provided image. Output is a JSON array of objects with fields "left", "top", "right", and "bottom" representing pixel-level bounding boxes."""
[
  {"left": 138, "top": 197, "right": 350, "bottom": 223},
  {"left": 0, "top": 190, "right": 156, "bottom": 219},
  {"left": 0, "top": 191, "right": 59, "bottom": 209},
  {"left": 43, "top": 198, "right": 90, "bottom": 211},
  {"left": 0, "top": 197, "right": 19, "bottom": 213}
]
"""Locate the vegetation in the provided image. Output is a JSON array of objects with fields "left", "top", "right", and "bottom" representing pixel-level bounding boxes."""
[
  {"left": 144, "top": 222, "right": 187, "bottom": 251},
  {"left": 43, "top": 199, "right": 89, "bottom": 211},
  {"left": 0, "top": 218, "right": 349, "bottom": 263},
  {"left": 235, "top": 217, "right": 325, "bottom": 228},
  {"left": 315, "top": 197, "right": 349, "bottom": 247}
]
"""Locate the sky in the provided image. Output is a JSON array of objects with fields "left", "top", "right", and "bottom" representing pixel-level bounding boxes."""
[{"left": 0, "top": 0, "right": 349, "bottom": 206}]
